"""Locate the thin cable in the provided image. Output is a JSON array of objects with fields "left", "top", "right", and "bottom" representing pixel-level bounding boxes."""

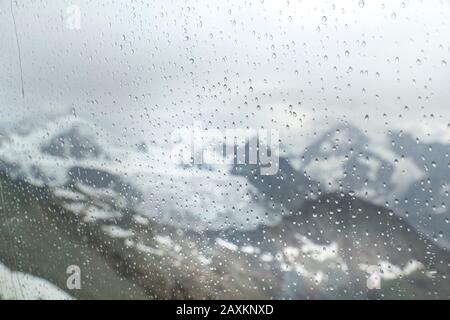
[
  {"left": 2, "top": 1, "right": 26, "bottom": 299},
  {"left": 10, "top": 0, "right": 25, "bottom": 98},
  {"left": 7, "top": 0, "right": 26, "bottom": 299}
]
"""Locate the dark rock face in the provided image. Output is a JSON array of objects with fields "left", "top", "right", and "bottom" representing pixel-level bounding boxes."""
[
  {"left": 232, "top": 156, "right": 317, "bottom": 213},
  {"left": 1, "top": 173, "right": 448, "bottom": 299},
  {"left": 388, "top": 131, "right": 450, "bottom": 247},
  {"left": 0, "top": 174, "right": 148, "bottom": 300},
  {"left": 40, "top": 128, "right": 102, "bottom": 160},
  {"left": 212, "top": 193, "right": 450, "bottom": 299}
]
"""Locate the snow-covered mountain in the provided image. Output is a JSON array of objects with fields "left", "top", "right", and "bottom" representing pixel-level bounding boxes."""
[
  {"left": 1, "top": 116, "right": 449, "bottom": 299},
  {"left": 388, "top": 131, "right": 450, "bottom": 247},
  {"left": 1, "top": 116, "right": 448, "bottom": 240},
  {"left": 0, "top": 116, "right": 280, "bottom": 231},
  {"left": 283, "top": 125, "right": 450, "bottom": 248},
  {"left": 1, "top": 116, "right": 448, "bottom": 239}
]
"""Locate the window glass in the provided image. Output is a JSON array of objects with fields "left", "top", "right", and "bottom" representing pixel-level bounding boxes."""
[{"left": 0, "top": 0, "right": 449, "bottom": 299}]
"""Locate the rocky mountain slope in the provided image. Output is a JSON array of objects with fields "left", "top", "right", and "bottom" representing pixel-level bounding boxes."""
[
  {"left": 0, "top": 117, "right": 449, "bottom": 299},
  {"left": 1, "top": 172, "right": 448, "bottom": 299}
]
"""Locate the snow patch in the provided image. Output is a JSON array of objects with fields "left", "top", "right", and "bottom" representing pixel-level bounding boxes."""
[
  {"left": 0, "top": 262, "right": 73, "bottom": 300},
  {"left": 216, "top": 238, "right": 238, "bottom": 251}
]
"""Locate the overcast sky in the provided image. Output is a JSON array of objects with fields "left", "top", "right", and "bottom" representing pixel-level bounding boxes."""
[{"left": 1, "top": 0, "right": 449, "bottom": 150}]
